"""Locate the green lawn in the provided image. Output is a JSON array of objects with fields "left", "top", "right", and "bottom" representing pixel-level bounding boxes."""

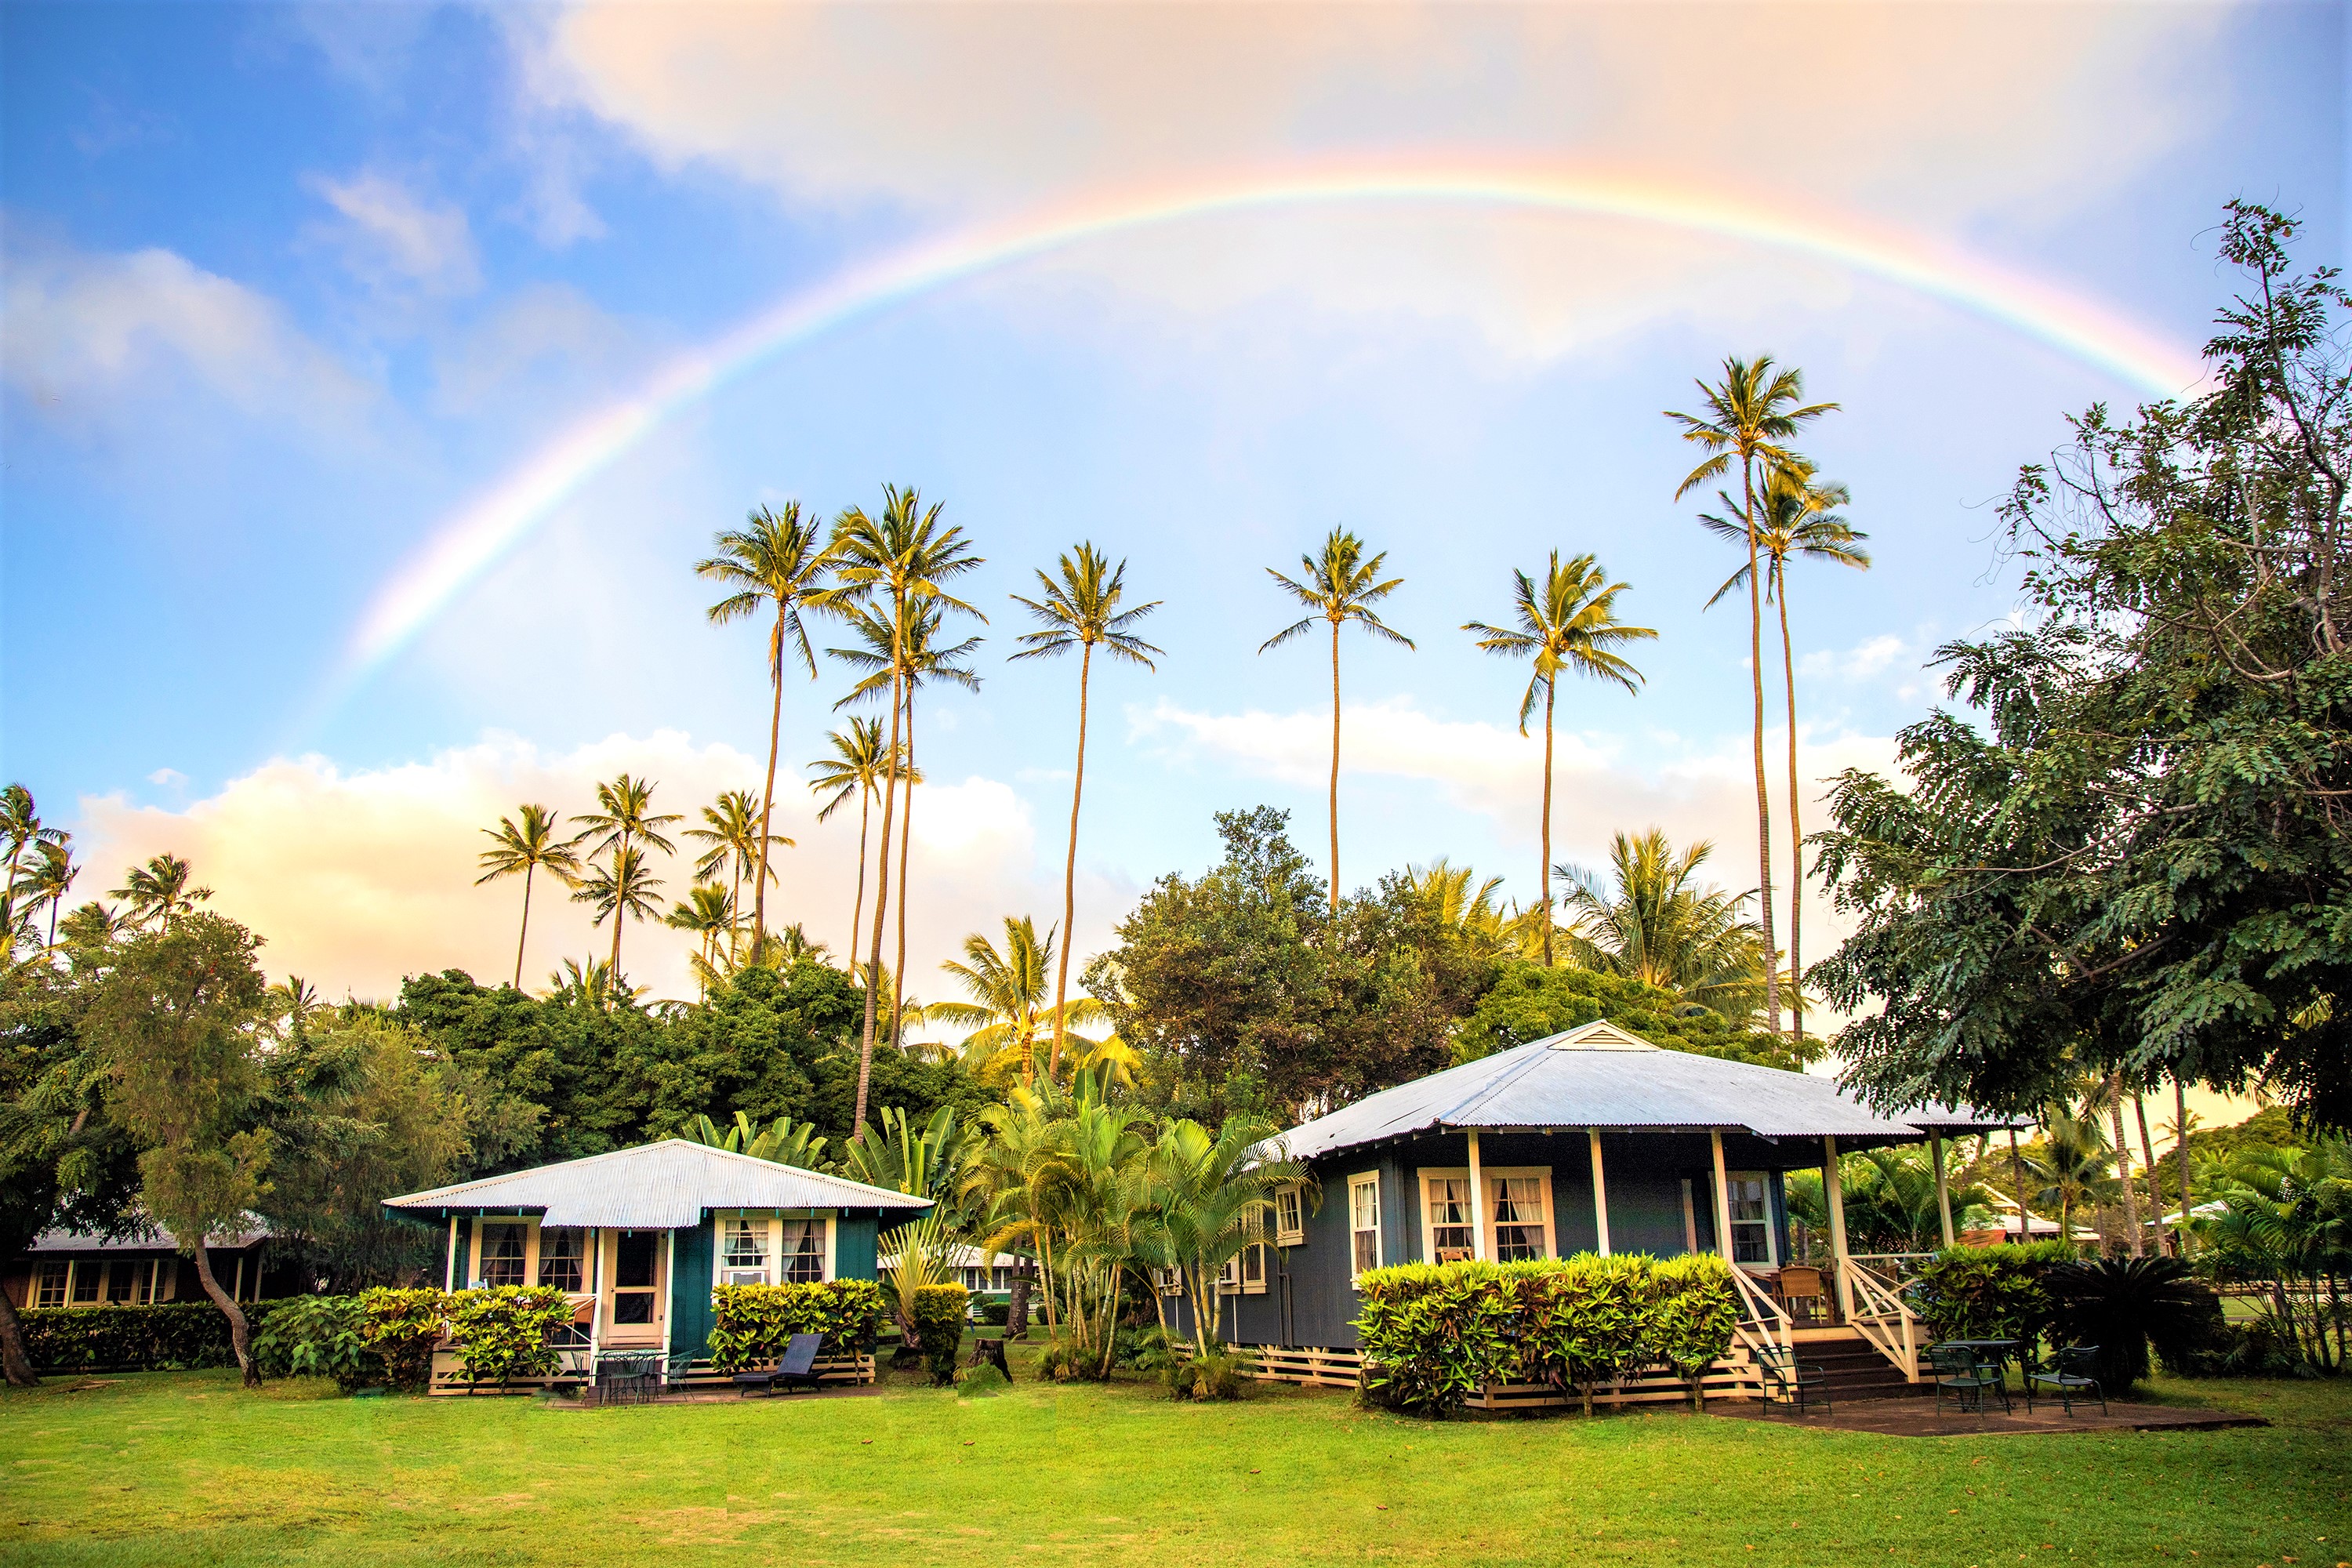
[{"left": 5, "top": 1356, "right": 2347, "bottom": 1568}]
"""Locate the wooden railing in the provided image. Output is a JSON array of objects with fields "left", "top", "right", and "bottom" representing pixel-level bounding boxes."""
[
  {"left": 1726, "top": 1263, "right": 1794, "bottom": 1367},
  {"left": 1842, "top": 1258, "right": 1921, "bottom": 1381}
]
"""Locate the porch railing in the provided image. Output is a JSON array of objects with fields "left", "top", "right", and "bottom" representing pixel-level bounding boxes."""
[
  {"left": 1726, "top": 1261, "right": 1794, "bottom": 1364},
  {"left": 1842, "top": 1258, "right": 1922, "bottom": 1381}
]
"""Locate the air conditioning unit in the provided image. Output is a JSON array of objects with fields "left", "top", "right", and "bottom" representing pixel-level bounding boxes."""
[{"left": 720, "top": 1269, "right": 768, "bottom": 1287}]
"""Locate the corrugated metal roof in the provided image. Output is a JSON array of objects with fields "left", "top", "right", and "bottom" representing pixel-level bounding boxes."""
[
  {"left": 383, "top": 1140, "right": 935, "bottom": 1229},
  {"left": 1276, "top": 1020, "right": 2005, "bottom": 1161},
  {"left": 27, "top": 1220, "right": 265, "bottom": 1253}
]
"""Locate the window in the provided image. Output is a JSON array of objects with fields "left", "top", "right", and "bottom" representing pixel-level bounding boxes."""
[
  {"left": 720, "top": 1218, "right": 771, "bottom": 1286},
  {"left": 1274, "top": 1183, "right": 1305, "bottom": 1247},
  {"left": 538, "top": 1228, "right": 586, "bottom": 1292},
  {"left": 1348, "top": 1173, "right": 1381, "bottom": 1281},
  {"left": 70, "top": 1262, "right": 100, "bottom": 1305},
  {"left": 1726, "top": 1173, "right": 1775, "bottom": 1265},
  {"left": 1216, "top": 1245, "right": 1269, "bottom": 1296},
  {"left": 779, "top": 1219, "right": 826, "bottom": 1283},
  {"left": 1151, "top": 1265, "right": 1184, "bottom": 1297},
  {"left": 612, "top": 1230, "right": 660, "bottom": 1324},
  {"left": 1490, "top": 1175, "right": 1548, "bottom": 1262},
  {"left": 103, "top": 1260, "right": 156, "bottom": 1305},
  {"left": 478, "top": 1222, "right": 528, "bottom": 1288},
  {"left": 34, "top": 1260, "right": 67, "bottom": 1309},
  {"left": 1424, "top": 1174, "right": 1475, "bottom": 1261}
]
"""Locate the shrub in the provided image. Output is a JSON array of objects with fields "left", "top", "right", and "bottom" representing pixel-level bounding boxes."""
[
  {"left": 1355, "top": 1260, "right": 1522, "bottom": 1415},
  {"left": 252, "top": 1295, "right": 382, "bottom": 1392},
  {"left": 909, "top": 1283, "right": 969, "bottom": 1385},
  {"left": 1650, "top": 1255, "right": 1740, "bottom": 1409},
  {"left": 706, "top": 1279, "right": 884, "bottom": 1373},
  {"left": 978, "top": 1298, "right": 1011, "bottom": 1327},
  {"left": 18, "top": 1298, "right": 294, "bottom": 1374},
  {"left": 1530, "top": 1254, "right": 1653, "bottom": 1415},
  {"left": 1161, "top": 1342, "right": 1254, "bottom": 1402},
  {"left": 445, "top": 1286, "right": 572, "bottom": 1388},
  {"left": 2045, "top": 1257, "right": 2223, "bottom": 1394},
  {"left": 955, "top": 1361, "right": 1010, "bottom": 1398},
  {"left": 1913, "top": 1243, "right": 2072, "bottom": 1348},
  {"left": 358, "top": 1287, "right": 451, "bottom": 1392}
]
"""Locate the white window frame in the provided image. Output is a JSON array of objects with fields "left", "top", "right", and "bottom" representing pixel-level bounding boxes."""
[
  {"left": 1151, "top": 1265, "right": 1185, "bottom": 1298},
  {"left": 1420, "top": 1167, "right": 1556, "bottom": 1262},
  {"left": 1217, "top": 1243, "right": 1270, "bottom": 1296},
  {"left": 1348, "top": 1171, "right": 1382, "bottom": 1283},
  {"left": 1723, "top": 1171, "right": 1778, "bottom": 1266},
  {"left": 536, "top": 1226, "right": 589, "bottom": 1292},
  {"left": 468, "top": 1216, "right": 539, "bottom": 1290},
  {"left": 33, "top": 1258, "right": 69, "bottom": 1309},
  {"left": 715, "top": 1213, "right": 775, "bottom": 1287},
  {"left": 1273, "top": 1183, "right": 1305, "bottom": 1247},
  {"left": 1418, "top": 1169, "right": 1479, "bottom": 1262}
]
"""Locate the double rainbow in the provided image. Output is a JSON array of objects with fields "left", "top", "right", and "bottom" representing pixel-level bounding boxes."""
[{"left": 344, "top": 159, "right": 2206, "bottom": 686}]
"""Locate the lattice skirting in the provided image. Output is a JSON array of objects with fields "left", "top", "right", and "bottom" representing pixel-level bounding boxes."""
[
  {"left": 1234, "top": 1343, "right": 1769, "bottom": 1406},
  {"left": 425, "top": 1349, "right": 876, "bottom": 1396}
]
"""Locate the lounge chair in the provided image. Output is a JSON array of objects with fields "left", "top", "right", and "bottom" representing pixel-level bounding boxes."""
[
  {"left": 734, "top": 1332, "right": 826, "bottom": 1398},
  {"left": 2027, "top": 1345, "right": 2107, "bottom": 1417}
]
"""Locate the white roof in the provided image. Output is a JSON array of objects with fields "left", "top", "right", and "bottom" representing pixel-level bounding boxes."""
[
  {"left": 27, "top": 1218, "right": 266, "bottom": 1253},
  {"left": 384, "top": 1140, "right": 933, "bottom": 1229}
]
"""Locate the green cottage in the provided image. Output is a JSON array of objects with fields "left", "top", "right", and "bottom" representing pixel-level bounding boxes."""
[{"left": 383, "top": 1140, "right": 930, "bottom": 1390}]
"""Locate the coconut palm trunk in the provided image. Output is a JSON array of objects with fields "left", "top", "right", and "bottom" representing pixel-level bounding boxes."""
[
  {"left": 754, "top": 605, "right": 788, "bottom": 944},
  {"left": 2135, "top": 1089, "right": 2167, "bottom": 1256},
  {"left": 1740, "top": 456, "right": 1780, "bottom": 1033},
  {"left": 1049, "top": 642, "right": 1094, "bottom": 1079},
  {"left": 2010, "top": 1128, "right": 2030, "bottom": 1243},
  {"left": 1327, "top": 619, "right": 1343, "bottom": 915},
  {"left": 1539, "top": 681, "right": 1557, "bottom": 965},
  {"left": 849, "top": 782, "right": 872, "bottom": 967},
  {"left": 512, "top": 864, "right": 537, "bottom": 989},
  {"left": 1777, "top": 564, "right": 1803, "bottom": 1046},
  {"left": 608, "top": 829, "right": 630, "bottom": 974},
  {"left": 854, "top": 642, "right": 906, "bottom": 1130},
  {"left": 2175, "top": 1076, "right": 2194, "bottom": 1251},
  {"left": 893, "top": 687, "right": 915, "bottom": 1050},
  {"left": 2107, "top": 1080, "right": 2143, "bottom": 1257}
]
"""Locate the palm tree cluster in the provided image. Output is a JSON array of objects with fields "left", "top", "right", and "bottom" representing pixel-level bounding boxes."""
[{"left": 0, "top": 786, "right": 237, "bottom": 967}]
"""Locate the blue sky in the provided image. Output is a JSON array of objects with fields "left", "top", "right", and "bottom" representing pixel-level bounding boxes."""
[{"left": 2, "top": 1, "right": 2344, "bottom": 1004}]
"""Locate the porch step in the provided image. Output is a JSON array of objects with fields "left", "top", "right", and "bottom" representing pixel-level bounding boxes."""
[{"left": 1771, "top": 1329, "right": 1916, "bottom": 1402}]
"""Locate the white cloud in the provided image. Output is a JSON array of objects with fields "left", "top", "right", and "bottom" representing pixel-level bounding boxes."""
[
  {"left": 145, "top": 768, "right": 187, "bottom": 789},
  {"left": 0, "top": 234, "right": 372, "bottom": 437},
  {"left": 308, "top": 171, "right": 482, "bottom": 296},
  {"left": 70, "top": 731, "right": 1131, "bottom": 1013},
  {"left": 427, "top": 282, "right": 659, "bottom": 417}
]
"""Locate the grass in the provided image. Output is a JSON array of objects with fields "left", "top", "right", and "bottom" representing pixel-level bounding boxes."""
[{"left": 5, "top": 1352, "right": 2348, "bottom": 1568}]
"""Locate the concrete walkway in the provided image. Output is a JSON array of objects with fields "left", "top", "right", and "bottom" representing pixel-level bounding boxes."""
[{"left": 1712, "top": 1395, "right": 2267, "bottom": 1437}]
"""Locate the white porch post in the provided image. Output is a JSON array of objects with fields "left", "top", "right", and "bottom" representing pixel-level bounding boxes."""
[
  {"left": 1930, "top": 1132, "right": 1956, "bottom": 1250},
  {"left": 445, "top": 1216, "right": 459, "bottom": 1292},
  {"left": 1588, "top": 1129, "right": 1612, "bottom": 1256},
  {"left": 1824, "top": 1136, "right": 1853, "bottom": 1319},
  {"left": 1709, "top": 1130, "right": 1735, "bottom": 1258},
  {"left": 1466, "top": 1128, "right": 1486, "bottom": 1261}
]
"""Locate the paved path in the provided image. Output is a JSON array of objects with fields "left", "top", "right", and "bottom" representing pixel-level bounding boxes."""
[{"left": 1712, "top": 1395, "right": 2266, "bottom": 1438}]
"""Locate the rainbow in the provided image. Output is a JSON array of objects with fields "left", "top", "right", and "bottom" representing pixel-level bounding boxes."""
[{"left": 343, "top": 158, "right": 2206, "bottom": 685}]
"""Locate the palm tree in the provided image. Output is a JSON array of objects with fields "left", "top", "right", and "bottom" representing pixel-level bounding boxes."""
[
  {"left": 697, "top": 502, "right": 832, "bottom": 943},
  {"left": 474, "top": 804, "right": 583, "bottom": 989},
  {"left": 1667, "top": 357, "right": 1838, "bottom": 1033},
  {"left": 546, "top": 955, "right": 641, "bottom": 1010},
  {"left": 806, "top": 717, "right": 910, "bottom": 963},
  {"left": 268, "top": 976, "right": 326, "bottom": 1039},
  {"left": 1463, "top": 552, "right": 1655, "bottom": 964},
  {"left": 1403, "top": 858, "right": 1548, "bottom": 959},
  {"left": 27, "top": 840, "right": 77, "bottom": 948},
  {"left": 1700, "top": 462, "right": 1869, "bottom": 1051},
  {"left": 1260, "top": 528, "right": 1413, "bottom": 913},
  {"left": 1142, "top": 1114, "right": 1302, "bottom": 1355},
  {"left": 569, "top": 844, "right": 666, "bottom": 986},
  {"left": 683, "top": 789, "right": 786, "bottom": 959},
  {"left": 1558, "top": 829, "right": 1769, "bottom": 1018},
  {"left": 1009, "top": 543, "right": 1163, "bottom": 1076},
  {"left": 2029, "top": 1108, "right": 2122, "bottom": 1240},
  {"left": 931, "top": 916, "right": 1116, "bottom": 1085},
  {"left": 572, "top": 775, "right": 681, "bottom": 974},
  {"left": 111, "top": 852, "right": 211, "bottom": 933},
  {"left": 822, "top": 488, "right": 985, "bottom": 1128},
  {"left": 665, "top": 883, "right": 738, "bottom": 995},
  {"left": 0, "top": 784, "right": 64, "bottom": 901}
]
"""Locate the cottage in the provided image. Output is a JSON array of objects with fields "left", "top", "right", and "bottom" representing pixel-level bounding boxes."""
[
  {"left": 1190, "top": 1019, "right": 2005, "bottom": 1397},
  {"left": 382, "top": 1140, "right": 930, "bottom": 1385},
  {"left": 2, "top": 1219, "right": 299, "bottom": 1312}
]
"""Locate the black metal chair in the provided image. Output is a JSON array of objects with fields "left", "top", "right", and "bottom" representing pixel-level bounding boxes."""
[
  {"left": 2027, "top": 1345, "right": 2107, "bottom": 1416},
  {"left": 1755, "top": 1344, "right": 1831, "bottom": 1415},
  {"left": 733, "top": 1332, "right": 826, "bottom": 1398},
  {"left": 1928, "top": 1344, "right": 2006, "bottom": 1415},
  {"left": 594, "top": 1352, "right": 661, "bottom": 1406}
]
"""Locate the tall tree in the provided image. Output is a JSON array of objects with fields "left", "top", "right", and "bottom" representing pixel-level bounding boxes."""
[
  {"left": 806, "top": 717, "right": 911, "bottom": 967},
  {"left": 1700, "top": 463, "right": 1871, "bottom": 1049},
  {"left": 82, "top": 914, "right": 274, "bottom": 1385},
  {"left": 572, "top": 775, "right": 680, "bottom": 975},
  {"left": 683, "top": 789, "right": 786, "bottom": 960},
  {"left": 666, "top": 883, "right": 738, "bottom": 996},
  {"left": 931, "top": 915, "right": 1116, "bottom": 1086},
  {"left": 1260, "top": 528, "right": 1414, "bottom": 914},
  {"left": 697, "top": 502, "right": 830, "bottom": 944},
  {"left": 1557, "top": 829, "right": 1771, "bottom": 1021},
  {"left": 0, "top": 785, "right": 64, "bottom": 919},
  {"left": 1462, "top": 551, "right": 1655, "bottom": 964},
  {"left": 1010, "top": 543, "right": 1163, "bottom": 1076},
  {"left": 1667, "top": 357, "right": 1839, "bottom": 1033},
  {"left": 474, "top": 804, "right": 583, "bottom": 989},
  {"left": 27, "top": 839, "right": 77, "bottom": 949},
  {"left": 111, "top": 852, "right": 212, "bottom": 934},
  {"left": 822, "top": 486, "right": 985, "bottom": 1128}
]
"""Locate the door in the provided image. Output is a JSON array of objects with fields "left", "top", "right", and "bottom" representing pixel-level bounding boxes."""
[{"left": 606, "top": 1229, "right": 666, "bottom": 1339}]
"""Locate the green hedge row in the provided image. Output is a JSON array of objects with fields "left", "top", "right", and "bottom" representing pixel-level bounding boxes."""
[
  {"left": 18, "top": 1298, "right": 294, "bottom": 1373},
  {"left": 1911, "top": 1243, "right": 2077, "bottom": 1346},
  {"left": 1355, "top": 1253, "right": 1740, "bottom": 1417},
  {"left": 706, "top": 1279, "right": 884, "bottom": 1373}
]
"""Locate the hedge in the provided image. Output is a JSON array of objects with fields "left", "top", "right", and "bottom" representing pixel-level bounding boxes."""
[
  {"left": 706, "top": 1279, "right": 884, "bottom": 1374},
  {"left": 1912, "top": 1243, "right": 2075, "bottom": 1348},
  {"left": 1355, "top": 1253, "right": 1740, "bottom": 1417},
  {"left": 909, "top": 1283, "right": 969, "bottom": 1385},
  {"left": 445, "top": 1286, "right": 573, "bottom": 1388},
  {"left": 252, "top": 1296, "right": 381, "bottom": 1392},
  {"left": 19, "top": 1298, "right": 295, "bottom": 1374}
]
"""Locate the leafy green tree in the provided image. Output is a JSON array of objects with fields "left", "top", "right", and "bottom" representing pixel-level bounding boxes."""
[
  {"left": 80, "top": 913, "right": 274, "bottom": 1385},
  {"left": 1011, "top": 543, "right": 1163, "bottom": 1075},
  {"left": 1454, "top": 960, "right": 1811, "bottom": 1069},
  {"left": 1557, "top": 829, "right": 1768, "bottom": 1021},
  {"left": 1260, "top": 528, "right": 1414, "bottom": 915},
  {"left": 110, "top": 851, "right": 212, "bottom": 935},
  {"left": 1786, "top": 1143, "right": 1997, "bottom": 1253},
  {"left": 474, "top": 804, "right": 583, "bottom": 989},
  {"left": 697, "top": 502, "right": 831, "bottom": 943},
  {"left": 1463, "top": 552, "right": 1655, "bottom": 964},
  {"left": 1668, "top": 358, "right": 1839, "bottom": 1033}
]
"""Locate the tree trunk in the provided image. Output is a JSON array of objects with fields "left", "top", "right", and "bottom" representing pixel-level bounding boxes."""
[
  {"left": 0, "top": 1286, "right": 39, "bottom": 1387},
  {"left": 854, "top": 646, "right": 906, "bottom": 1131},
  {"left": 849, "top": 787, "right": 871, "bottom": 972},
  {"left": 1778, "top": 567, "right": 1803, "bottom": 1049},
  {"left": 607, "top": 830, "right": 628, "bottom": 981},
  {"left": 754, "top": 605, "right": 789, "bottom": 942},
  {"left": 2107, "top": 1082, "right": 2143, "bottom": 1258},
  {"left": 185, "top": 1239, "right": 257, "bottom": 1388},
  {"left": 2009, "top": 1129, "right": 2029, "bottom": 1243},
  {"left": 892, "top": 688, "right": 915, "bottom": 1052},
  {"left": 1048, "top": 644, "right": 1093, "bottom": 1080},
  {"left": 1740, "top": 452, "right": 1780, "bottom": 1033},
  {"left": 1327, "top": 619, "right": 1342, "bottom": 916},
  {"left": 2135, "top": 1090, "right": 2167, "bottom": 1257},
  {"left": 1540, "top": 681, "right": 1555, "bottom": 967},
  {"left": 1006, "top": 1264, "right": 1033, "bottom": 1342},
  {"left": 2175, "top": 1076, "right": 2194, "bottom": 1254},
  {"left": 512, "top": 863, "right": 534, "bottom": 989}
]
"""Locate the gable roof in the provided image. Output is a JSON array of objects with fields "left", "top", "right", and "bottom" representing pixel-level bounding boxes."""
[
  {"left": 1276, "top": 1021, "right": 2011, "bottom": 1162},
  {"left": 383, "top": 1140, "right": 934, "bottom": 1229}
]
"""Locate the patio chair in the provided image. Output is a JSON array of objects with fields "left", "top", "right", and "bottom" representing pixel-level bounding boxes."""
[
  {"left": 1928, "top": 1344, "right": 2006, "bottom": 1416},
  {"left": 594, "top": 1352, "right": 660, "bottom": 1406},
  {"left": 1774, "top": 1265, "right": 1826, "bottom": 1326},
  {"left": 734, "top": 1332, "right": 826, "bottom": 1398},
  {"left": 2027, "top": 1345, "right": 2107, "bottom": 1417},
  {"left": 1754, "top": 1344, "right": 1831, "bottom": 1415}
]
